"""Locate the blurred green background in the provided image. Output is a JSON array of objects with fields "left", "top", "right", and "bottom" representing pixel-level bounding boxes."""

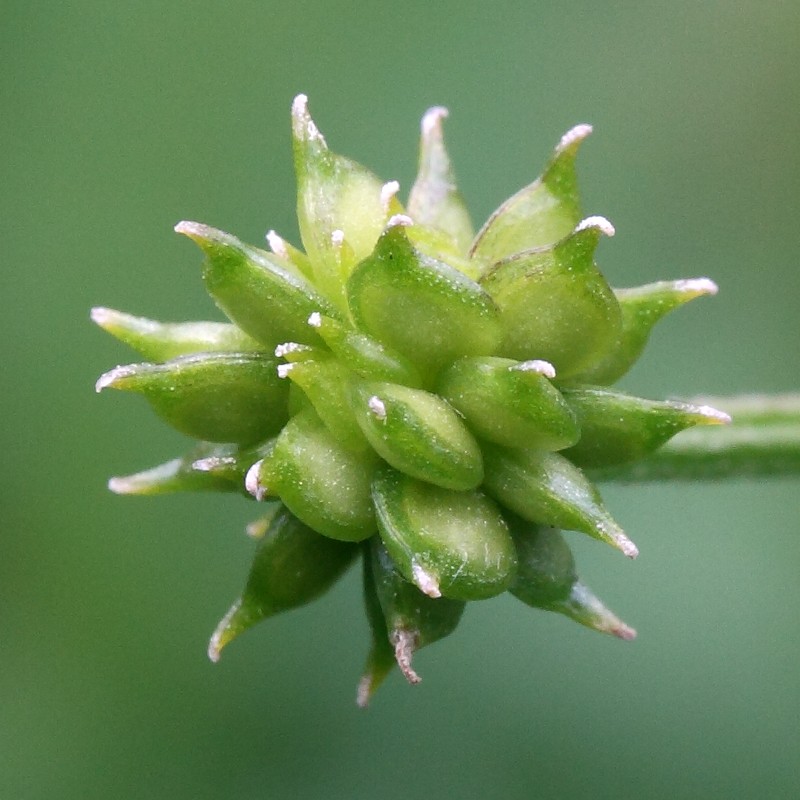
[{"left": 3, "top": 2, "right": 799, "bottom": 798}]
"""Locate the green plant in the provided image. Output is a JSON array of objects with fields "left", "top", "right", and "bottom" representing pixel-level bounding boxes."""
[{"left": 93, "top": 96, "right": 800, "bottom": 706}]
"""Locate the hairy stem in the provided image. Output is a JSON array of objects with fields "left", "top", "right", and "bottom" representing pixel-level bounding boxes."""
[{"left": 590, "top": 393, "right": 800, "bottom": 482}]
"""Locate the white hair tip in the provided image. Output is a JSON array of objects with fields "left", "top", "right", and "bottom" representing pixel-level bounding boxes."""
[
  {"left": 557, "top": 123, "right": 593, "bottom": 154},
  {"left": 676, "top": 277, "right": 719, "bottom": 296},
  {"left": 412, "top": 561, "right": 441, "bottom": 598},
  {"left": 368, "top": 395, "right": 387, "bottom": 420},
  {"left": 291, "top": 94, "right": 323, "bottom": 142},
  {"left": 514, "top": 359, "right": 557, "bottom": 379},
  {"left": 696, "top": 405, "right": 732, "bottom": 424},
  {"left": 274, "top": 341, "right": 302, "bottom": 358},
  {"left": 307, "top": 311, "right": 322, "bottom": 328},
  {"left": 244, "top": 460, "right": 267, "bottom": 501},
  {"left": 95, "top": 365, "right": 131, "bottom": 392},
  {"left": 90, "top": 306, "right": 112, "bottom": 325},
  {"left": 386, "top": 213, "right": 413, "bottom": 229},
  {"left": 576, "top": 215, "right": 615, "bottom": 237},
  {"left": 107, "top": 476, "right": 129, "bottom": 494},
  {"left": 380, "top": 180, "right": 400, "bottom": 211},
  {"left": 174, "top": 220, "right": 203, "bottom": 236},
  {"left": 266, "top": 230, "right": 288, "bottom": 258},
  {"left": 421, "top": 106, "right": 449, "bottom": 134}
]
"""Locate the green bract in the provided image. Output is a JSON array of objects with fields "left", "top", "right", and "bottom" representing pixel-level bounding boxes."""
[{"left": 95, "top": 95, "right": 728, "bottom": 704}]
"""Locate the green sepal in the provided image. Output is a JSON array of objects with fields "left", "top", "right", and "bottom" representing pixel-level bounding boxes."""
[
  {"left": 562, "top": 386, "right": 731, "bottom": 468},
  {"left": 436, "top": 356, "right": 580, "bottom": 451},
  {"left": 574, "top": 278, "right": 719, "bottom": 384},
  {"left": 372, "top": 467, "right": 517, "bottom": 600},
  {"left": 277, "top": 355, "right": 368, "bottom": 451},
  {"left": 351, "top": 380, "right": 484, "bottom": 491},
  {"left": 309, "top": 312, "right": 423, "bottom": 387},
  {"left": 356, "top": 542, "right": 397, "bottom": 708},
  {"left": 108, "top": 439, "right": 274, "bottom": 496},
  {"left": 292, "top": 95, "right": 400, "bottom": 309},
  {"left": 407, "top": 106, "right": 474, "bottom": 256},
  {"left": 208, "top": 505, "right": 358, "bottom": 662},
  {"left": 175, "top": 220, "right": 338, "bottom": 350},
  {"left": 95, "top": 352, "right": 289, "bottom": 445},
  {"left": 507, "top": 516, "right": 636, "bottom": 640},
  {"left": 480, "top": 217, "right": 622, "bottom": 379},
  {"left": 347, "top": 221, "right": 500, "bottom": 380},
  {"left": 369, "top": 537, "right": 465, "bottom": 685},
  {"left": 90, "top": 307, "right": 262, "bottom": 362},
  {"left": 481, "top": 445, "right": 638, "bottom": 558},
  {"left": 249, "top": 409, "right": 379, "bottom": 542},
  {"left": 470, "top": 124, "right": 591, "bottom": 264}
]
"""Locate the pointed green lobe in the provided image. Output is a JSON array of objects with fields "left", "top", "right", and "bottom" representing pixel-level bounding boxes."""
[
  {"left": 436, "top": 356, "right": 580, "bottom": 451},
  {"left": 209, "top": 506, "right": 357, "bottom": 661},
  {"left": 372, "top": 468, "right": 517, "bottom": 601},
  {"left": 562, "top": 386, "right": 730, "bottom": 468},
  {"left": 407, "top": 106, "right": 474, "bottom": 255},
  {"left": 108, "top": 440, "right": 274, "bottom": 496},
  {"left": 278, "top": 355, "right": 368, "bottom": 451},
  {"left": 253, "top": 409, "right": 379, "bottom": 542},
  {"left": 470, "top": 124, "right": 591, "bottom": 264},
  {"left": 175, "top": 220, "right": 337, "bottom": 350},
  {"left": 574, "top": 278, "right": 719, "bottom": 384},
  {"left": 347, "top": 222, "right": 500, "bottom": 378},
  {"left": 292, "top": 94, "right": 399, "bottom": 309},
  {"left": 309, "top": 312, "right": 423, "bottom": 387},
  {"left": 91, "top": 307, "right": 261, "bottom": 362},
  {"left": 369, "top": 537, "right": 465, "bottom": 685},
  {"left": 96, "top": 352, "right": 288, "bottom": 445},
  {"left": 482, "top": 445, "right": 638, "bottom": 558},
  {"left": 508, "top": 516, "right": 636, "bottom": 640},
  {"left": 357, "top": 544, "right": 397, "bottom": 707},
  {"left": 351, "top": 380, "right": 483, "bottom": 491},
  {"left": 480, "top": 217, "right": 621, "bottom": 379}
]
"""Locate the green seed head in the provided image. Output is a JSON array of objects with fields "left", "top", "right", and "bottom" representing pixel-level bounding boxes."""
[{"left": 94, "top": 95, "right": 726, "bottom": 703}]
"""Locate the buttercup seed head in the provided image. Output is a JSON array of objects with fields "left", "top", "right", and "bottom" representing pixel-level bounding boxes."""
[{"left": 94, "top": 94, "right": 726, "bottom": 703}]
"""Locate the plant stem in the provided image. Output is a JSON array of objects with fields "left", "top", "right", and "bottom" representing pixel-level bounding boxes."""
[{"left": 590, "top": 393, "right": 800, "bottom": 482}]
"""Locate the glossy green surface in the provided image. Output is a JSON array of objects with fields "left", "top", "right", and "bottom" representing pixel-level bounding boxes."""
[
  {"left": 576, "top": 278, "right": 719, "bottom": 384},
  {"left": 178, "top": 222, "right": 337, "bottom": 349},
  {"left": 563, "top": 386, "right": 729, "bottom": 467},
  {"left": 281, "top": 356, "right": 368, "bottom": 450},
  {"left": 437, "top": 356, "right": 580, "bottom": 450},
  {"left": 6, "top": 4, "right": 800, "bottom": 799},
  {"left": 470, "top": 123, "right": 589, "bottom": 264},
  {"left": 91, "top": 308, "right": 262, "bottom": 361},
  {"left": 372, "top": 468, "right": 517, "bottom": 600},
  {"left": 369, "top": 537, "right": 465, "bottom": 685},
  {"left": 208, "top": 506, "right": 358, "bottom": 661},
  {"left": 352, "top": 381, "right": 484, "bottom": 491},
  {"left": 312, "top": 314, "right": 423, "bottom": 387},
  {"left": 347, "top": 225, "right": 500, "bottom": 376},
  {"left": 259, "top": 410, "right": 379, "bottom": 541},
  {"left": 96, "top": 352, "right": 288, "bottom": 444},
  {"left": 507, "top": 515, "right": 635, "bottom": 639},
  {"left": 482, "top": 445, "right": 638, "bottom": 557},
  {"left": 480, "top": 221, "right": 622, "bottom": 378}
]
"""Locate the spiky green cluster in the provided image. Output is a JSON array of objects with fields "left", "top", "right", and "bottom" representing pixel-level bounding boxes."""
[{"left": 94, "top": 95, "right": 728, "bottom": 705}]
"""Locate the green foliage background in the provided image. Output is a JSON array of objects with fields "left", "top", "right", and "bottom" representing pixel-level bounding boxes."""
[{"left": 3, "top": 3, "right": 799, "bottom": 797}]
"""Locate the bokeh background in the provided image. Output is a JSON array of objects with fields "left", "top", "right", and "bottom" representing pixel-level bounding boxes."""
[{"left": 3, "top": 2, "right": 799, "bottom": 798}]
